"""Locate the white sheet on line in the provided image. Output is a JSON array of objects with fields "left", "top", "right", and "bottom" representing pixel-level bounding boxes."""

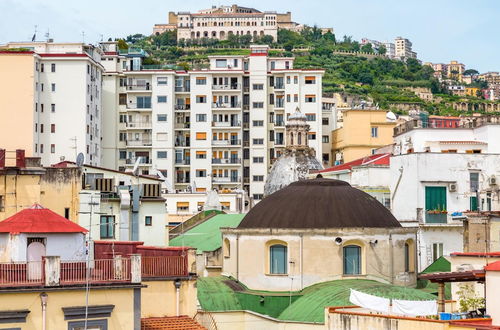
[
  {"left": 392, "top": 299, "right": 438, "bottom": 316},
  {"left": 349, "top": 289, "right": 390, "bottom": 313}
]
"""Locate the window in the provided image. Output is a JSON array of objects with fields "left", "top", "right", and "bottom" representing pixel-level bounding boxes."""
[
  {"left": 470, "top": 196, "right": 478, "bottom": 211},
  {"left": 196, "top": 77, "right": 207, "bottom": 85},
  {"left": 145, "top": 216, "right": 152, "bottom": 226},
  {"left": 305, "top": 114, "right": 316, "bottom": 121},
  {"left": 51, "top": 83, "right": 56, "bottom": 92},
  {"left": 322, "top": 117, "right": 329, "bottom": 125},
  {"left": 286, "top": 94, "right": 291, "bottom": 102},
  {"left": 252, "top": 120, "right": 264, "bottom": 127},
  {"left": 196, "top": 151, "right": 207, "bottom": 159},
  {"left": 50, "top": 144, "right": 55, "bottom": 153},
  {"left": 196, "top": 114, "right": 207, "bottom": 122},
  {"left": 253, "top": 175, "right": 264, "bottom": 182},
  {"left": 305, "top": 76, "right": 316, "bottom": 84},
  {"left": 196, "top": 169, "right": 206, "bottom": 177},
  {"left": 41, "top": 104, "right": 44, "bottom": 112},
  {"left": 305, "top": 95, "right": 316, "bottom": 103},
  {"left": 119, "top": 150, "right": 126, "bottom": 159},
  {"left": 157, "top": 114, "right": 167, "bottom": 122},
  {"left": 322, "top": 135, "right": 329, "bottom": 143},
  {"left": 40, "top": 124, "right": 44, "bottom": 133},
  {"left": 253, "top": 102, "right": 264, "bottom": 108},
  {"left": 308, "top": 132, "right": 316, "bottom": 140},
  {"left": 40, "top": 63, "right": 44, "bottom": 72},
  {"left": 253, "top": 138, "right": 264, "bottom": 145},
  {"left": 223, "top": 238, "right": 230, "bottom": 258},
  {"left": 68, "top": 318, "right": 108, "bottom": 330},
  {"left": 51, "top": 63, "right": 56, "bottom": 72},
  {"left": 425, "top": 186, "right": 447, "bottom": 223},
  {"left": 157, "top": 77, "right": 168, "bottom": 85},
  {"left": 270, "top": 244, "right": 287, "bottom": 274},
  {"left": 157, "top": 95, "right": 167, "bottom": 103},
  {"left": 100, "top": 216, "right": 115, "bottom": 239},
  {"left": 294, "top": 94, "right": 298, "bottom": 102},
  {"left": 215, "top": 59, "right": 227, "bottom": 68},
  {"left": 286, "top": 76, "right": 291, "bottom": 84},
  {"left": 404, "top": 243, "right": 410, "bottom": 272},
  {"left": 41, "top": 83, "right": 44, "bottom": 92},
  {"left": 343, "top": 245, "right": 361, "bottom": 275},
  {"left": 253, "top": 194, "right": 263, "bottom": 200},
  {"left": 252, "top": 84, "right": 264, "bottom": 90},
  {"left": 470, "top": 172, "right": 479, "bottom": 192},
  {"left": 196, "top": 95, "right": 206, "bottom": 103},
  {"left": 177, "top": 202, "right": 189, "bottom": 212},
  {"left": 51, "top": 124, "right": 55, "bottom": 133},
  {"left": 196, "top": 132, "right": 207, "bottom": 140},
  {"left": 119, "top": 93, "right": 127, "bottom": 105},
  {"left": 294, "top": 76, "right": 298, "bottom": 84},
  {"left": 371, "top": 127, "right": 378, "bottom": 138},
  {"left": 253, "top": 157, "right": 264, "bottom": 163},
  {"left": 137, "top": 96, "right": 151, "bottom": 108},
  {"left": 432, "top": 243, "right": 443, "bottom": 261},
  {"left": 51, "top": 104, "right": 55, "bottom": 112},
  {"left": 157, "top": 151, "right": 167, "bottom": 159}
]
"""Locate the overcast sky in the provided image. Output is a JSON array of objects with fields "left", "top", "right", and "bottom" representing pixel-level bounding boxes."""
[{"left": 0, "top": 0, "right": 498, "bottom": 72}]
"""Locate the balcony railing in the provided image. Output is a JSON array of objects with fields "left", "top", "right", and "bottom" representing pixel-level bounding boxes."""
[
  {"left": 125, "top": 158, "right": 152, "bottom": 165},
  {"left": 212, "top": 121, "right": 241, "bottom": 127},
  {"left": 126, "top": 103, "right": 152, "bottom": 110},
  {"left": 0, "top": 261, "right": 44, "bottom": 287},
  {"left": 212, "top": 158, "right": 241, "bottom": 164},
  {"left": 126, "top": 85, "right": 151, "bottom": 91},
  {"left": 174, "top": 123, "right": 191, "bottom": 129},
  {"left": 274, "top": 83, "right": 285, "bottom": 90},
  {"left": 275, "top": 101, "right": 285, "bottom": 108},
  {"left": 141, "top": 256, "right": 188, "bottom": 278},
  {"left": 275, "top": 120, "right": 285, "bottom": 127},
  {"left": 175, "top": 178, "right": 190, "bottom": 184},
  {"left": 174, "top": 139, "right": 190, "bottom": 147},
  {"left": 212, "top": 84, "right": 241, "bottom": 91},
  {"left": 212, "top": 139, "right": 241, "bottom": 146},
  {"left": 126, "top": 121, "right": 152, "bottom": 128},
  {"left": 60, "top": 259, "right": 131, "bottom": 284},
  {"left": 212, "top": 102, "right": 241, "bottom": 109},
  {"left": 174, "top": 104, "right": 191, "bottom": 110},
  {"left": 425, "top": 212, "right": 448, "bottom": 224},
  {"left": 175, "top": 86, "right": 190, "bottom": 93},
  {"left": 212, "top": 177, "right": 241, "bottom": 183},
  {"left": 175, "top": 159, "right": 191, "bottom": 165},
  {"left": 126, "top": 139, "right": 152, "bottom": 147}
]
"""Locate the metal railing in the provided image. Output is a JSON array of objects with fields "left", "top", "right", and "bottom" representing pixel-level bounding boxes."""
[
  {"left": 126, "top": 158, "right": 152, "bottom": 164},
  {"left": 60, "top": 259, "right": 131, "bottom": 284},
  {"left": 126, "top": 139, "right": 152, "bottom": 147},
  {"left": 0, "top": 261, "right": 44, "bottom": 287},
  {"left": 212, "top": 177, "right": 241, "bottom": 183},
  {"left": 126, "top": 103, "right": 152, "bottom": 110},
  {"left": 212, "top": 102, "right": 241, "bottom": 109},
  {"left": 174, "top": 123, "right": 191, "bottom": 129},
  {"left": 274, "top": 83, "right": 285, "bottom": 89},
  {"left": 175, "top": 86, "right": 190, "bottom": 92},
  {"left": 212, "top": 84, "right": 241, "bottom": 91},
  {"left": 174, "top": 104, "right": 191, "bottom": 110},
  {"left": 394, "top": 116, "right": 500, "bottom": 136},
  {"left": 126, "top": 85, "right": 151, "bottom": 91},
  {"left": 141, "top": 256, "right": 188, "bottom": 278},
  {"left": 126, "top": 121, "right": 152, "bottom": 128},
  {"left": 275, "top": 121, "right": 285, "bottom": 127},
  {"left": 175, "top": 159, "right": 191, "bottom": 165},
  {"left": 212, "top": 158, "right": 241, "bottom": 164},
  {"left": 212, "top": 139, "right": 241, "bottom": 146},
  {"left": 212, "top": 121, "right": 241, "bottom": 127}
]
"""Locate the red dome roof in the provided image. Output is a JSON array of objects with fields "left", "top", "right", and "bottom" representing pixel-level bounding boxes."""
[{"left": 0, "top": 204, "right": 87, "bottom": 234}]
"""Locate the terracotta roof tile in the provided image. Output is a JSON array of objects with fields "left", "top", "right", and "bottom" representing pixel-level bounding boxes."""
[
  {"left": 141, "top": 316, "right": 206, "bottom": 330},
  {"left": 318, "top": 153, "right": 390, "bottom": 173}
]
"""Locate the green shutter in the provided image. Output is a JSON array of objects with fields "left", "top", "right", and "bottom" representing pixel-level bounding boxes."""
[
  {"left": 470, "top": 196, "right": 478, "bottom": 211},
  {"left": 425, "top": 186, "right": 447, "bottom": 211}
]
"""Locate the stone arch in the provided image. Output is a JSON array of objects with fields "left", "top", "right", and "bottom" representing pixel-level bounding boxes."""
[{"left": 220, "top": 31, "right": 226, "bottom": 40}]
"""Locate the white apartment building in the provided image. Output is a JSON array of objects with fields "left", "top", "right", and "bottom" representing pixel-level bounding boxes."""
[
  {"left": 384, "top": 42, "right": 396, "bottom": 58},
  {"left": 100, "top": 44, "right": 324, "bottom": 202},
  {"left": 395, "top": 37, "right": 417, "bottom": 60},
  {"left": 0, "top": 41, "right": 103, "bottom": 166},
  {"left": 155, "top": 5, "right": 296, "bottom": 41}
]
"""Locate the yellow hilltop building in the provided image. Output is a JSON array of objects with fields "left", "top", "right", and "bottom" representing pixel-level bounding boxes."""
[{"left": 332, "top": 108, "right": 396, "bottom": 164}]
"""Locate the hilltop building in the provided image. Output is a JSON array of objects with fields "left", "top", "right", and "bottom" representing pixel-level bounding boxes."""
[
  {"left": 395, "top": 37, "right": 417, "bottom": 60},
  {"left": 100, "top": 43, "right": 324, "bottom": 202},
  {"left": 0, "top": 41, "right": 103, "bottom": 166}
]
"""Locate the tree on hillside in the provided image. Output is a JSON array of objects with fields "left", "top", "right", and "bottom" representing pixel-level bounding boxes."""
[
  {"left": 116, "top": 39, "right": 128, "bottom": 50},
  {"left": 360, "top": 43, "right": 373, "bottom": 53},
  {"left": 378, "top": 44, "right": 387, "bottom": 55},
  {"left": 463, "top": 69, "right": 479, "bottom": 76}
]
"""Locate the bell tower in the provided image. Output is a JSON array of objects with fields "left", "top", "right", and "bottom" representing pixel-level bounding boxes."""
[{"left": 286, "top": 107, "right": 309, "bottom": 149}]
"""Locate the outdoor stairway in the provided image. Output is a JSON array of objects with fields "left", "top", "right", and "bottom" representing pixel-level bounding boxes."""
[{"left": 141, "top": 316, "right": 206, "bottom": 330}]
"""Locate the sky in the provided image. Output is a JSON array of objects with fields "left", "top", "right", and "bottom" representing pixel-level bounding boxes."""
[{"left": 0, "top": 0, "right": 498, "bottom": 72}]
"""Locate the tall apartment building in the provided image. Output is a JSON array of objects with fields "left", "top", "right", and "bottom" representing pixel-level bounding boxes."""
[
  {"left": 395, "top": 37, "right": 417, "bottom": 60},
  {"left": 0, "top": 41, "right": 103, "bottom": 166},
  {"left": 100, "top": 43, "right": 324, "bottom": 201},
  {"left": 154, "top": 4, "right": 296, "bottom": 41}
]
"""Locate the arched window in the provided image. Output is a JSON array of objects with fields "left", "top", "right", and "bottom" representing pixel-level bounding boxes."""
[
  {"left": 270, "top": 244, "right": 287, "bottom": 274},
  {"left": 298, "top": 133, "right": 302, "bottom": 145},
  {"left": 404, "top": 239, "right": 415, "bottom": 272},
  {"left": 343, "top": 245, "right": 361, "bottom": 275},
  {"left": 404, "top": 242, "right": 410, "bottom": 272},
  {"left": 223, "top": 238, "right": 230, "bottom": 258}
]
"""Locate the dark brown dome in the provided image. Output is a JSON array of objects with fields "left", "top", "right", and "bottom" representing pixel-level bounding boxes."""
[{"left": 239, "top": 178, "right": 401, "bottom": 229}]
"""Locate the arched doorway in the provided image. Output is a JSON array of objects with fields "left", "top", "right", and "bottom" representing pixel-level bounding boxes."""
[{"left": 27, "top": 240, "right": 46, "bottom": 280}]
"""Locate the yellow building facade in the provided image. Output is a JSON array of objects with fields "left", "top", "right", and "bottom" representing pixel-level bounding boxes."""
[
  {"left": 465, "top": 87, "right": 481, "bottom": 97},
  {"left": 332, "top": 109, "right": 396, "bottom": 163},
  {"left": 0, "top": 51, "right": 37, "bottom": 156}
]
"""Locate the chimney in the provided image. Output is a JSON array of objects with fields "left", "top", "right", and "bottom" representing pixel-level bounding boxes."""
[{"left": 15, "top": 149, "right": 26, "bottom": 168}]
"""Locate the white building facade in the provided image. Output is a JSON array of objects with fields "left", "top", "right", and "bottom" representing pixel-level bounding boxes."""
[
  {"left": 395, "top": 37, "right": 417, "bottom": 60},
  {"left": 1, "top": 42, "right": 103, "bottom": 166},
  {"left": 101, "top": 44, "right": 324, "bottom": 202}
]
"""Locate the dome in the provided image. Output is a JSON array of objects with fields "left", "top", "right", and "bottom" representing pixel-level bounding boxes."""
[
  {"left": 264, "top": 150, "right": 322, "bottom": 196},
  {"left": 240, "top": 178, "right": 401, "bottom": 229}
]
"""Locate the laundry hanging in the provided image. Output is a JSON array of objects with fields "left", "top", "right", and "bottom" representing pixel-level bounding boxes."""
[
  {"left": 392, "top": 299, "right": 438, "bottom": 316},
  {"left": 349, "top": 289, "right": 391, "bottom": 313}
]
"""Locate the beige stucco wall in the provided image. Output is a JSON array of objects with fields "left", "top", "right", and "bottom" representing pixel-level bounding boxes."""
[
  {"left": 332, "top": 110, "right": 395, "bottom": 163},
  {"left": 0, "top": 52, "right": 36, "bottom": 155},
  {"left": 207, "top": 310, "right": 324, "bottom": 330},
  {"left": 0, "top": 173, "right": 42, "bottom": 219},
  {"left": 0, "top": 287, "right": 135, "bottom": 329},
  {"left": 222, "top": 228, "right": 417, "bottom": 291},
  {"left": 450, "top": 255, "right": 500, "bottom": 301},
  {"left": 141, "top": 278, "right": 197, "bottom": 317},
  {"left": 486, "top": 271, "right": 500, "bottom": 326}
]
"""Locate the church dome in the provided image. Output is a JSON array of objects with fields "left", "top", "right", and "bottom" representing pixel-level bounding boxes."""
[{"left": 240, "top": 178, "right": 401, "bottom": 229}]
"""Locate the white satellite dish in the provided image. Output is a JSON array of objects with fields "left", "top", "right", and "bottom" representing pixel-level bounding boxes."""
[
  {"left": 132, "top": 157, "right": 142, "bottom": 176},
  {"left": 76, "top": 153, "right": 85, "bottom": 167},
  {"left": 386, "top": 111, "right": 397, "bottom": 121}
]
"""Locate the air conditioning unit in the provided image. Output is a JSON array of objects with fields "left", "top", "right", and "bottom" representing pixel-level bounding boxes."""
[
  {"left": 449, "top": 183, "right": 457, "bottom": 192},
  {"left": 489, "top": 176, "right": 497, "bottom": 186}
]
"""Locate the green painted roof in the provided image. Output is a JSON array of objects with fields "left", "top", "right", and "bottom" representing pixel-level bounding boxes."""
[
  {"left": 417, "top": 256, "right": 452, "bottom": 299},
  {"left": 197, "top": 277, "right": 437, "bottom": 323},
  {"left": 421, "top": 256, "right": 451, "bottom": 274},
  {"left": 169, "top": 214, "right": 245, "bottom": 253}
]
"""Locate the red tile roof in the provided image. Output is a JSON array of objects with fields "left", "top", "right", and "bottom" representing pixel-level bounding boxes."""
[
  {"left": 141, "top": 316, "right": 206, "bottom": 330},
  {"left": 485, "top": 260, "right": 500, "bottom": 271},
  {"left": 318, "top": 153, "right": 390, "bottom": 173},
  {"left": 0, "top": 204, "right": 87, "bottom": 234},
  {"left": 451, "top": 252, "right": 500, "bottom": 257}
]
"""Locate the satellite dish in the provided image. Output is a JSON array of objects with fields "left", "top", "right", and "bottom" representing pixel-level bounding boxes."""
[
  {"left": 132, "top": 157, "right": 142, "bottom": 176},
  {"left": 386, "top": 111, "right": 397, "bottom": 121},
  {"left": 76, "top": 153, "right": 85, "bottom": 167}
]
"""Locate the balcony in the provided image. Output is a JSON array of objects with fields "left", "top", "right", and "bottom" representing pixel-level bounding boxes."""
[
  {"left": 175, "top": 159, "right": 191, "bottom": 165},
  {"left": 174, "top": 139, "right": 190, "bottom": 147},
  {"left": 212, "top": 139, "right": 241, "bottom": 146},
  {"left": 212, "top": 84, "right": 241, "bottom": 91},
  {"left": 212, "top": 176, "right": 241, "bottom": 184},
  {"left": 212, "top": 158, "right": 241, "bottom": 165},
  {"left": 125, "top": 158, "right": 152, "bottom": 165},
  {"left": 174, "top": 104, "right": 191, "bottom": 111},
  {"left": 126, "top": 103, "right": 152, "bottom": 110},
  {"left": 126, "top": 121, "right": 152, "bottom": 129},
  {"left": 425, "top": 212, "right": 448, "bottom": 224},
  {"left": 175, "top": 86, "right": 190, "bottom": 93},
  {"left": 274, "top": 83, "right": 285, "bottom": 90},
  {"left": 174, "top": 123, "right": 191, "bottom": 129},
  {"left": 274, "top": 120, "right": 285, "bottom": 127},
  {"left": 275, "top": 100, "right": 285, "bottom": 108},
  {"left": 126, "top": 84, "right": 152, "bottom": 92},
  {"left": 125, "top": 139, "right": 152, "bottom": 147},
  {"left": 212, "top": 121, "right": 241, "bottom": 128},
  {"left": 175, "top": 178, "right": 190, "bottom": 184},
  {"left": 212, "top": 102, "right": 241, "bottom": 109}
]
